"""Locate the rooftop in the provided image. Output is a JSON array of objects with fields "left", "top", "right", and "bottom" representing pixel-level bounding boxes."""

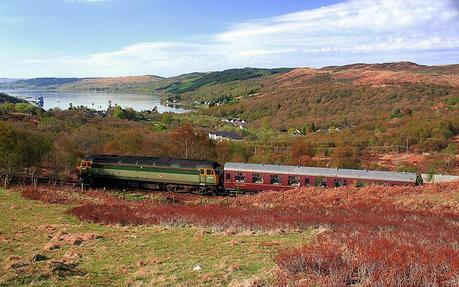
[{"left": 224, "top": 162, "right": 417, "bottom": 183}]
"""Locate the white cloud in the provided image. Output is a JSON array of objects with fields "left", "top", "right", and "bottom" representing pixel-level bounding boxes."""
[{"left": 5, "top": 0, "right": 459, "bottom": 77}]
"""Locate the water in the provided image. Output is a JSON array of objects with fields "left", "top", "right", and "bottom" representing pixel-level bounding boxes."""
[{"left": 1, "top": 90, "right": 189, "bottom": 113}]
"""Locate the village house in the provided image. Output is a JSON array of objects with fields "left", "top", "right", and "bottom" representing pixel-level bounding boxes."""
[{"left": 208, "top": 131, "right": 243, "bottom": 141}]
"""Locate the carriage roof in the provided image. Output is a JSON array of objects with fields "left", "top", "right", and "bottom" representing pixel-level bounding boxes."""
[
  {"left": 224, "top": 162, "right": 417, "bottom": 183},
  {"left": 84, "top": 155, "right": 219, "bottom": 169}
]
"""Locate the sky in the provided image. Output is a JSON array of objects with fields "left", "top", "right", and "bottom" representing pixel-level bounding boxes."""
[{"left": 0, "top": 0, "right": 458, "bottom": 78}]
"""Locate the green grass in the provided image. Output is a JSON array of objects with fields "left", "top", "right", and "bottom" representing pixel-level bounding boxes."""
[{"left": 0, "top": 189, "right": 314, "bottom": 286}]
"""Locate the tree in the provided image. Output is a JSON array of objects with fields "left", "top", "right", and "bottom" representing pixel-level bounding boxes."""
[
  {"left": 331, "top": 146, "right": 361, "bottom": 169},
  {"left": 443, "top": 143, "right": 457, "bottom": 155},
  {"left": 109, "top": 130, "right": 145, "bottom": 155},
  {"left": 47, "top": 134, "right": 79, "bottom": 183},
  {"left": 20, "top": 131, "right": 51, "bottom": 184},
  {"left": 0, "top": 103, "right": 14, "bottom": 113},
  {"left": 112, "top": 105, "right": 127, "bottom": 119},
  {"left": 0, "top": 123, "right": 21, "bottom": 187},
  {"left": 0, "top": 123, "right": 50, "bottom": 187},
  {"left": 215, "top": 140, "right": 231, "bottom": 164},
  {"left": 170, "top": 123, "right": 215, "bottom": 160},
  {"left": 125, "top": 108, "right": 138, "bottom": 120},
  {"left": 290, "top": 139, "right": 315, "bottom": 166},
  {"left": 161, "top": 113, "right": 173, "bottom": 124},
  {"left": 302, "top": 123, "right": 316, "bottom": 134}
]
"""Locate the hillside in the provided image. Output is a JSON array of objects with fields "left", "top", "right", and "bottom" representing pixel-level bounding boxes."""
[
  {"left": 159, "top": 68, "right": 292, "bottom": 102},
  {"left": 57, "top": 75, "right": 165, "bottom": 93},
  {"left": 0, "top": 68, "right": 291, "bottom": 97},
  {"left": 207, "top": 62, "right": 459, "bottom": 129},
  {"left": 0, "top": 92, "right": 27, "bottom": 104},
  {"left": 0, "top": 76, "right": 165, "bottom": 93},
  {"left": 3, "top": 62, "right": 459, "bottom": 135},
  {"left": 1, "top": 78, "right": 83, "bottom": 90}
]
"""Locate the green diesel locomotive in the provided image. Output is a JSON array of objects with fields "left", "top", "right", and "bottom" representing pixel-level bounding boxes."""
[{"left": 77, "top": 155, "right": 222, "bottom": 192}]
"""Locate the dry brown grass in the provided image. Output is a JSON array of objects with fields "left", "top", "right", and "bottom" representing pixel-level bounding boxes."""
[{"left": 14, "top": 183, "right": 459, "bottom": 286}]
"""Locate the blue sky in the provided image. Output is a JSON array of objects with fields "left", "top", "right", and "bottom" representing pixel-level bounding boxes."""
[{"left": 0, "top": 0, "right": 458, "bottom": 78}]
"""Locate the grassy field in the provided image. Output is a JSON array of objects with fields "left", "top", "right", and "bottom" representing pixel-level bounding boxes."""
[
  {"left": 2, "top": 183, "right": 459, "bottom": 286},
  {"left": 0, "top": 188, "right": 313, "bottom": 286}
]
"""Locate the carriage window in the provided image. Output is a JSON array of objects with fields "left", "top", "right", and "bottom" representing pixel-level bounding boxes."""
[
  {"left": 334, "top": 179, "right": 347, "bottom": 187},
  {"left": 226, "top": 172, "right": 231, "bottom": 180},
  {"left": 356, "top": 181, "right": 366, "bottom": 188},
  {"left": 315, "top": 177, "right": 327, "bottom": 188},
  {"left": 252, "top": 173, "right": 263, "bottom": 184},
  {"left": 206, "top": 170, "right": 214, "bottom": 175},
  {"left": 270, "top": 175, "right": 281, "bottom": 185},
  {"left": 288, "top": 176, "right": 300, "bottom": 186},
  {"left": 235, "top": 172, "right": 246, "bottom": 183},
  {"left": 305, "top": 178, "right": 310, "bottom": 186}
]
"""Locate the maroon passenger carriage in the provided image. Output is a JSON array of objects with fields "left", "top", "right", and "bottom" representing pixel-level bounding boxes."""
[{"left": 224, "top": 162, "right": 420, "bottom": 193}]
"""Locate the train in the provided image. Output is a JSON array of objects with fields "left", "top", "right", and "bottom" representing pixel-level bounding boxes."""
[{"left": 77, "top": 155, "right": 423, "bottom": 193}]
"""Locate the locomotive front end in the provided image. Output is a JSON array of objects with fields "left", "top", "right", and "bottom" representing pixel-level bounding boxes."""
[{"left": 77, "top": 158, "right": 93, "bottom": 177}]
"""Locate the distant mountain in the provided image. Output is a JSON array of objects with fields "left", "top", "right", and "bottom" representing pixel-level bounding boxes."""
[
  {"left": 0, "top": 76, "right": 162, "bottom": 90},
  {"left": 1, "top": 78, "right": 84, "bottom": 90},
  {"left": 0, "top": 78, "right": 22, "bottom": 84},
  {"left": 57, "top": 75, "right": 165, "bottom": 93},
  {"left": 0, "top": 68, "right": 292, "bottom": 96}
]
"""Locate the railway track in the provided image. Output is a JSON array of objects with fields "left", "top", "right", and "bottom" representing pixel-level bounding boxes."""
[
  {"left": 9, "top": 175, "right": 231, "bottom": 196},
  {"left": 10, "top": 175, "right": 81, "bottom": 187}
]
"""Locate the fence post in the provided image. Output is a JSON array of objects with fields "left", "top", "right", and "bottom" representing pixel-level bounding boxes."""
[{"left": 406, "top": 137, "right": 409, "bottom": 154}]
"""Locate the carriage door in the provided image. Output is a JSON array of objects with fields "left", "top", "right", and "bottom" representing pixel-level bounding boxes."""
[{"left": 199, "top": 169, "right": 207, "bottom": 185}]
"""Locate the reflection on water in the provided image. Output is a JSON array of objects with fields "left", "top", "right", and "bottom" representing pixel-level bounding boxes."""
[{"left": 1, "top": 90, "right": 189, "bottom": 113}]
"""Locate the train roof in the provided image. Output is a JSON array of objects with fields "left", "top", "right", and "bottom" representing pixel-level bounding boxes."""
[
  {"left": 84, "top": 155, "right": 219, "bottom": 169},
  {"left": 224, "top": 162, "right": 417, "bottom": 183}
]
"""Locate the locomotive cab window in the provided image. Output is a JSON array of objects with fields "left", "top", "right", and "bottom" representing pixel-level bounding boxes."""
[
  {"left": 252, "top": 173, "right": 263, "bottom": 184},
  {"left": 206, "top": 170, "right": 214, "bottom": 175},
  {"left": 235, "top": 172, "right": 246, "bottom": 183},
  {"left": 200, "top": 169, "right": 205, "bottom": 175},
  {"left": 288, "top": 176, "right": 300, "bottom": 186},
  {"left": 270, "top": 175, "right": 281, "bottom": 185}
]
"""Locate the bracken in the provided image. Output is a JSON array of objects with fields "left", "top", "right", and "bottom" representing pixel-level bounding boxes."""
[{"left": 20, "top": 182, "right": 459, "bottom": 286}]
